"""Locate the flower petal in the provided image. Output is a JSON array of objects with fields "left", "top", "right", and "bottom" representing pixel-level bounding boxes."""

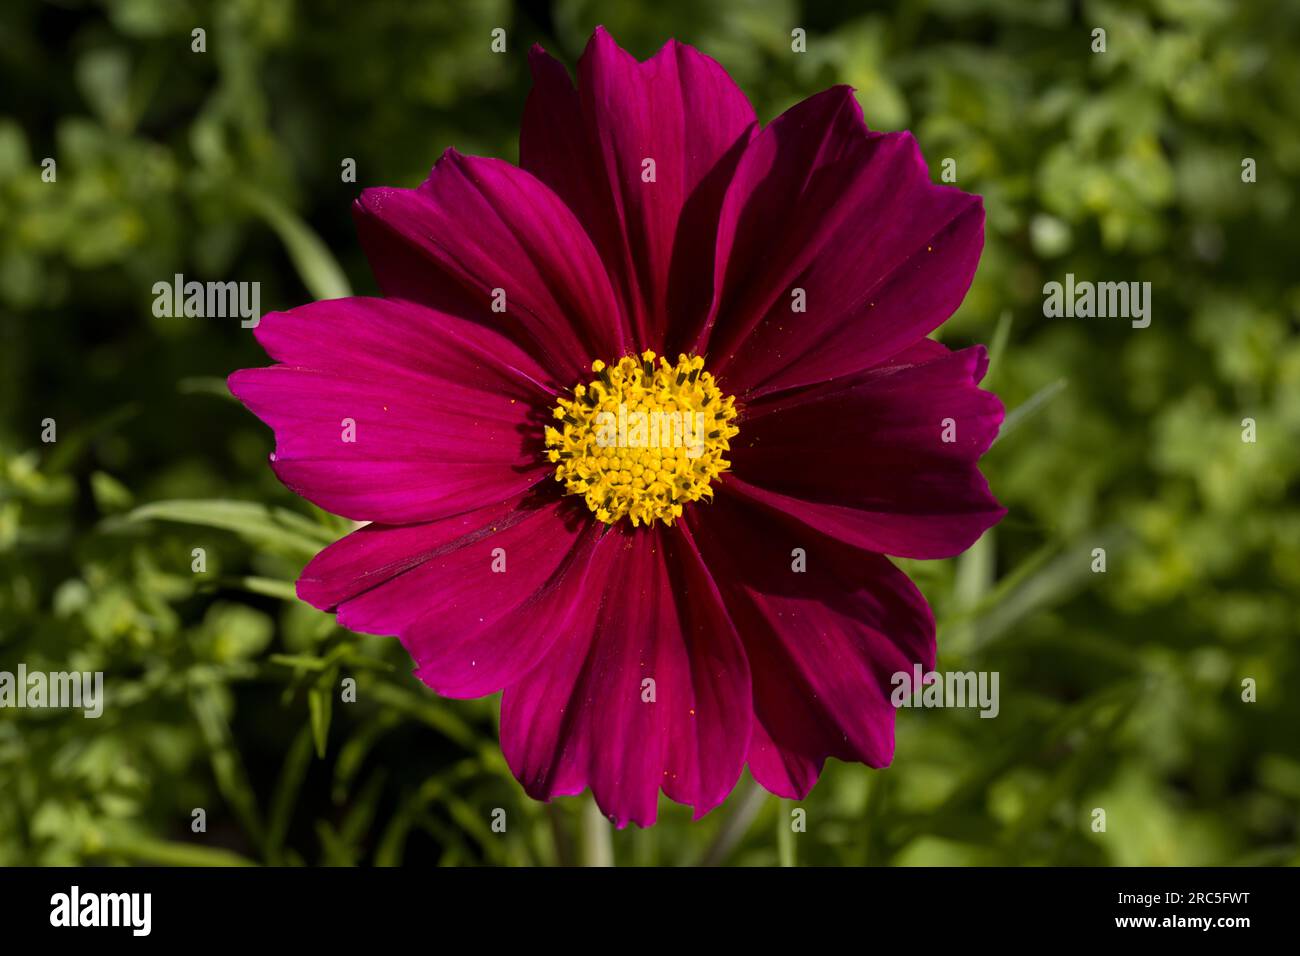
[
  {"left": 229, "top": 297, "right": 550, "bottom": 524},
  {"left": 727, "top": 343, "right": 1005, "bottom": 559},
  {"left": 746, "top": 718, "right": 821, "bottom": 800},
  {"left": 500, "top": 524, "right": 752, "bottom": 827},
  {"left": 686, "top": 492, "right": 936, "bottom": 797},
  {"left": 353, "top": 149, "right": 629, "bottom": 383},
  {"left": 696, "top": 86, "right": 984, "bottom": 399},
  {"left": 299, "top": 494, "right": 602, "bottom": 698},
  {"left": 521, "top": 29, "right": 757, "bottom": 351}
]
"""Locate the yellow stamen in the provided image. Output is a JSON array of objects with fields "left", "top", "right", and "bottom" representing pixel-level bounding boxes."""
[{"left": 544, "top": 352, "right": 739, "bottom": 527}]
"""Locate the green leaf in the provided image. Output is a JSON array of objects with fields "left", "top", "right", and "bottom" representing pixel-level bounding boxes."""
[
  {"left": 334, "top": 712, "right": 401, "bottom": 803},
  {"left": 267, "top": 728, "right": 315, "bottom": 864},
  {"left": 269, "top": 652, "right": 333, "bottom": 673},
  {"left": 45, "top": 404, "right": 140, "bottom": 472},
  {"left": 983, "top": 310, "right": 1014, "bottom": 386},
  {"left": 944, "top": 529, "right": 997, "bottom": 654},
  {"left": 97, "top": 830, "right": 256, "bottom": 867},
  {"left": 178, "top": 376, "right": 240, "bottom": 401},
  {"left": 308, "top": 667, "right": 338, "bottom": 759},
  {"left": 188, "top": 683, "right": 264, "bottom": 849},
  {"left": 366, "top": 680, "right": 482, "bottom": 750},
  {"left": 226, "top": 576, "right": 299, "bottom": 601},
  {"left": 236, "top": 185, "right": 353, "bottom": 301},
  {"left": 967, "top": 529, "right": 1130, "bottom": 648},
  {"left": 127, "top": 499, "right": 336, "bottom": 558},
  {"left": 90, "top": 471, "right": 134, "bottom": 513},
  {"left": 993, "top": 378, "right": 1068, "bottom": 445}
]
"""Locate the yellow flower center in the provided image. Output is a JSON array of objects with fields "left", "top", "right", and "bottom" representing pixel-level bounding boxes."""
[{"left": 544, "top": 352, "right": 739, "bottom": 527}]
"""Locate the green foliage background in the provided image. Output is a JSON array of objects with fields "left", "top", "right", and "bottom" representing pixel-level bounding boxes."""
[{"left": 2, "top": 0, "right": 1298, "bottom": 866}]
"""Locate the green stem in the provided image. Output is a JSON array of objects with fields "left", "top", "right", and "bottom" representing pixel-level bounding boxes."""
[
  {"left": 777, "top": 800, "right": 796, "bottom": 867},
  {"left": 580, "top": 796, "right": 614, "bottom": 867},
  {"left": 699, "top": 777, "right": 765, "bottom": 866}
]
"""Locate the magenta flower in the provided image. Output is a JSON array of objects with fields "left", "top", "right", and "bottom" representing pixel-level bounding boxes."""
[{"left": 229, "top": 27, "right": 1003, "bottom": 827}]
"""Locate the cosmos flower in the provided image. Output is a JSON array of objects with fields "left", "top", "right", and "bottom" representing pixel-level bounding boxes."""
[{"left": 228, "top": 27, "right": 1004, "bottom": 827}]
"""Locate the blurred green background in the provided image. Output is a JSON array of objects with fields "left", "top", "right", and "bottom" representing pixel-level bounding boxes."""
[{"left": 2, "top": 0, "right": 1298, "bottom": 866}]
